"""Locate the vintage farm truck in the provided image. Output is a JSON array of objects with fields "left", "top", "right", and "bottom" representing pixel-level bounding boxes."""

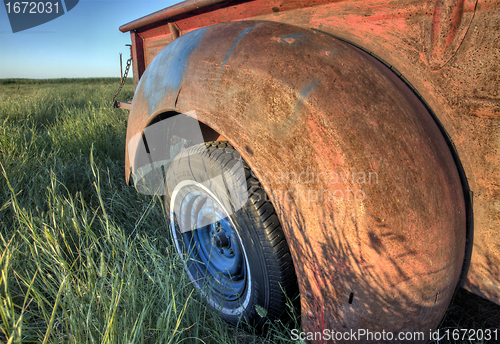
[{"left": 116, "top": 0, "right": 499, "bottom": 342}]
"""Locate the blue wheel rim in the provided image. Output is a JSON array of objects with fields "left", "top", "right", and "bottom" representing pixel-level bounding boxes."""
[{"left": 171, "top": 185, "right": 247, "bottom": 302}]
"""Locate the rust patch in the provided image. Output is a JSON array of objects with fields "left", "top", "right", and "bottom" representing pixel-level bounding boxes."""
[{"left": 424, "top": 0, "right": 478, "bottom": 69}]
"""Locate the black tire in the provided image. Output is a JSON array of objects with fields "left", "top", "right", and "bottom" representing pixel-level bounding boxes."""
[{"left": 164, "top": 141, "right": 298, "bottom": 329}]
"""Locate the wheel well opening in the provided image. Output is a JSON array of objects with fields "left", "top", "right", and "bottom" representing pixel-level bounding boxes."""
[{"left": 147, "top": 111, "right": 227, "bottom": 143}]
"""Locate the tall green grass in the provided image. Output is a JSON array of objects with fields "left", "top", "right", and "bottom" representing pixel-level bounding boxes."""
[{"left": 0, "top": 80, "right": 299, "bottom": 343}]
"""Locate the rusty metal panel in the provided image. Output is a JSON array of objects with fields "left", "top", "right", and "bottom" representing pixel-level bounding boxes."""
[
  {"left": 119, "top": 0, "right": 228, "bottom": 33},
  {"left": 125, "top": 21, "right": 468, "bottom": 342},
  {"left": 121, "top": 0, "right": 500, "bottom": 309},
  {"left": 143, "top": 34, "right": 175, "bottom": 67},
  {"left": 130, "top": 31, "right": 146, "bottom": 89}
]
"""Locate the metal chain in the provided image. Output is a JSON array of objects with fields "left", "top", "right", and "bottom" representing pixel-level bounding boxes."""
[{"left": 112, "top": 57, "right": 132, "bottom": 107}]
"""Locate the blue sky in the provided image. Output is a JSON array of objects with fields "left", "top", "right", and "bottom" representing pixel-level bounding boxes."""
[{"left": 0, "top": 0, "right": 179, "bottom": 78}]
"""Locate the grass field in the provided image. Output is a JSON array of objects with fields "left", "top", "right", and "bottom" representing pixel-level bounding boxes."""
[{"left": 0, "top": 79, "right": 499, "bottom": 343}]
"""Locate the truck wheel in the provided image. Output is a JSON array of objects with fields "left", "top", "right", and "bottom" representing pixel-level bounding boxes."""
[{"left": 165, "top": 141, "right": 298, "bottom": 328}]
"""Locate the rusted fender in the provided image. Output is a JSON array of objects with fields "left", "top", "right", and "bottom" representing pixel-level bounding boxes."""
[{"left": 126, "top": 21, "right": 466, "bottom": 343}]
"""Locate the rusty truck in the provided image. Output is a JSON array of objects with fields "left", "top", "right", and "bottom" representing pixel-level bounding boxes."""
[{"left": 115, "top": 0, "right": 500, "bottom": 342}]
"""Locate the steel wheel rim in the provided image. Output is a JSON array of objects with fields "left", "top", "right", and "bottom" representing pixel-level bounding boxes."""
[{"left": 170, "top": 180, "right": 251, "bottom": 313}]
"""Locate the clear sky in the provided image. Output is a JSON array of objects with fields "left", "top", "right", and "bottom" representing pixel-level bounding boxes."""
[{"left": 0, "top": 0, "right": 179, "bottom": 78}]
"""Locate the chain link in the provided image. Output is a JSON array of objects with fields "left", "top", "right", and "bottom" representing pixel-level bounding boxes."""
[{"left": 112, "top": 57, "right": 132, "bottom": 108}]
